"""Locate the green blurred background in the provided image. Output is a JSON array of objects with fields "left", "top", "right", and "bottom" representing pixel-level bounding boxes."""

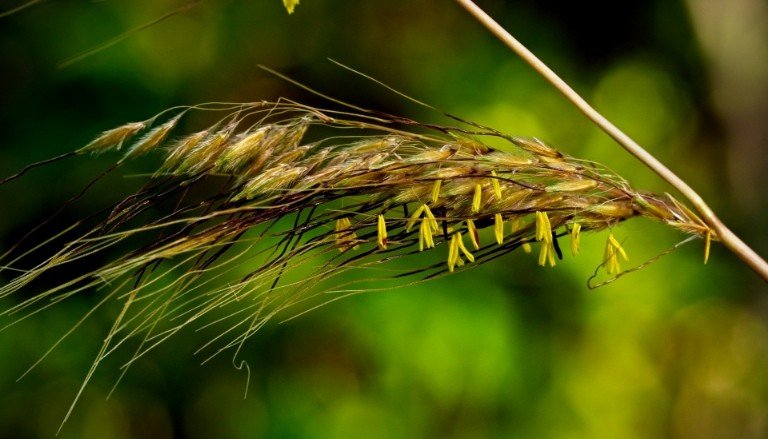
[{"left": 1, "top": 0, "right": 768, "bottom": 437}]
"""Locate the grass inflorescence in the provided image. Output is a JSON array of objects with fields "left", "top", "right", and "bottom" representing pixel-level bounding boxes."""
[{"left": 0, "top": 98, "right": 713, "bottom": 427}]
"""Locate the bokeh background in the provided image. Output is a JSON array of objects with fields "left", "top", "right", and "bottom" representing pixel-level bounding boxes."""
[{"left": 1, "top": 0, "right": 768, "bottom": 437}]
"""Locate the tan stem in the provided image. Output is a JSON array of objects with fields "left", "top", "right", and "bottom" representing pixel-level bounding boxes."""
[{"left": 455, "top": 0, "right": 768, "bottom": 282}]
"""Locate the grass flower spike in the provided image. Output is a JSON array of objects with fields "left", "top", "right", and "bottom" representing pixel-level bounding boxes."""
[{"left": 0, "top": 98, "right": 716, "bottom": 420}]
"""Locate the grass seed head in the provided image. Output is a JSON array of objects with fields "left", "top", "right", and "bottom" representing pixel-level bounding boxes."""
[{"left": 78, "top": 121, "right": 146, "bottom": 154}]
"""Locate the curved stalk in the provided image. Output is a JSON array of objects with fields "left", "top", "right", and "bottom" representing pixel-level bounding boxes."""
[{"left": 455, "top": 0, "right": 768, "bottom": 282}]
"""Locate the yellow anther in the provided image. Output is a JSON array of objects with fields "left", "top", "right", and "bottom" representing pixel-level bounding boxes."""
[
  {"left": 456, "top": 231, "right": 475, "bottom": 263},
  {"left": 491, "top": 170, "right": 502, "bottom": 199},
  {"left": 535, "top": 212, "right": 543, "bottom": 241},
  {"left": 419, "top": 217, "right": 435, "bottom": 251},
  {"left": 608, "top": 233, "right": 628, "bottom": 260},
  {"left": 472, "top": 183, "right": 482, "bottom": 213},
  {"left": 604, "top": 232, "right": 629, "bottom": 275},
  {"left": 535, "top": 212, "right": 555, "bottom": 267},
  {"left": 423, "top": 204, "right": 439, "bottom": 232},
  {"left": 535, "top": 211, "right": 552, "bottom": 242},
  {"left": 538, "top": 239, "right": 556, "bottom": 267},
  {"left": 377, "top": 214, "right": 388, "bottom": 250},
  {"left": 494, "top": 213, "right": 504, "bottom": 245},
  {"left": 406, "top": 204, "right": 426, "bottom": 232},
  {"left": 419, "top": 219, "right": 425, "bottom": 251},
  {"left": 431, "top": 180, "right": 442, "bottom": 204},
  {"left": 538, "top": 239, "right": 548, "bottom": 266},
  {"left": 570, "top": 223, "right": 581, "bottom": 255},
  {"left": 466, "top": 219, "right": 480, "bottom": 250},
  {"left": 448, "top": 233, "right": 459, "bottom": 272}
]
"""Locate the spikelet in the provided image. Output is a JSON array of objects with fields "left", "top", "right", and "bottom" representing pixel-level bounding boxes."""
[
  {"left": 234, "top": 165, "right": 307, "bottom": 200},
  {"left": 483, "top": 150, "right": 533, "bottom": 167},
  {"left": 160, "top": 130, "right": 208, "bottom": 173},
  {"left": 179, "top": 127, "right": 233, "bottom": 173},
  {"left": 511, "top": 137, "right": 562, "bottom": 159},
  {"left": 215, "top": 127, "right": 269, "bottom": 172},
  {"left": 124, "top": 115, "right": 181, "bottom": 159},
  {"left": 78, "top": 121, "right": 146, "bottom": 154},
  {"left": 589, "top": 202, "right": 634, "bottom": 218},
  {"left": 547, "top": 180, "right": 598, "bottom": 192}
]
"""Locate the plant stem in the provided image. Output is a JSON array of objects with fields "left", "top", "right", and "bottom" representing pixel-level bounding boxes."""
[{"left": 455, "top": 0, "right": 768, "bottom": 283}]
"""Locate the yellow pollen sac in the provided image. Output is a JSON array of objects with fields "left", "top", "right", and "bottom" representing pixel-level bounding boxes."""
[
  {"left": 466, "top": 219, "right": 480, "bottom": 250},
  {"left": 423, "top": 204, "right": 439, "bottom": 232},
  {"left": 419, "top": 217, "right": 435, "bottom": 251},
  {"left": 491, "top": 170, "right": 502, "bottom": 199},
  {"left": 604, "top": 232, "right": 629, "bottom": 275},
  {"left": 535, "top": 212, "right": 555, "bottom": 267},
  {"left": 704, "top": 230, "right": 712, "bottom": 264},
  {"left": 456, "top": 231, "right": 475, "bottom": 263},
  {"left": 472, "top": 183, "right": 482, "bottom": 213},
  {"left": 406, "top": 204, "right": 426, "bottom": 232},
  {"left": 570, "top": 223, "right": 581, "bottom": 255},
  {"left": 377, "top": 215, "right": 388, "bottom": 250},
  {"left": 535, "top": 211, "right": 552, "bottom": 242},
  {"left": 431, "top": 180, "right": 442, "bottom": 204},
  {"left": 447, "top": 233, "right": 459, "bottom": 272},
  {"left": 608, "top": 233, "right": 628, "bottom": 260},
  {"left": 419, "top": 220, "right": 425, "bottom": 251},
  {"left": 522, "top": 242, "right": 532, "bottom": 254},
  {"left": 537, "top": 240, "right": 548, "bottom": 266},
  {"left": 494, "top": 213, "right": 504, "bottom": 245},
  {"left": 535, "top": 212, "right": 544, "bottom": 241},
  {"left": 538, "top": 239, "right": 557, "bottom": 267}
]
